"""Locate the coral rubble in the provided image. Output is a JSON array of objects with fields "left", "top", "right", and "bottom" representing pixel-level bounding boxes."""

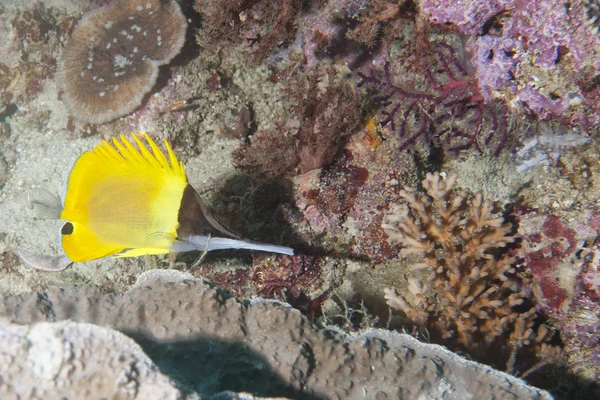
[
  {"left": 57, "top": 0, "right": 187, "bottom": 124},
  {"left": 0, "top": 270, "right": 552, "bottom": 400},
  {"left": 382, "top": 172, "right": 558, "bottom": 373}
]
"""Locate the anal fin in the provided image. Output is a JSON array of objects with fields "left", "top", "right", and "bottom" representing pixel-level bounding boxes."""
[{"left": 115, "top": 247, "right": 171, "bottom": 258}]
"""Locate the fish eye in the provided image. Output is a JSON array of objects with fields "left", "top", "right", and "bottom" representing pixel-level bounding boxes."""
[{"left": 61, "top": 222, "right": 74, "bottom": 235}]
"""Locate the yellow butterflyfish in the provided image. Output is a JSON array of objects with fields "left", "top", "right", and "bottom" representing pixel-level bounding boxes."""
[{"left": 37, "top": 132, "right": 293, "bottom": 262}]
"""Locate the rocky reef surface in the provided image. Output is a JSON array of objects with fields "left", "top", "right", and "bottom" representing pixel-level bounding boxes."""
[
  {"left": 0, "top": 0, "right": 598, "bottom": 398},
  {"left": 0, "top": 270, "right": 552, "bottom": 399}
]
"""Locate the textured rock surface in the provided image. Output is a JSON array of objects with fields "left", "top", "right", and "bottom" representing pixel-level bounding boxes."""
[
  {"left": 0, "top": 321, "right": 184, "bottom": 400},
  {"left": 0, "top": 270, "right": 552, "bottom": 399}
]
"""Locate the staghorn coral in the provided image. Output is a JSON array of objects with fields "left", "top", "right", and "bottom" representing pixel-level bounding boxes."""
[
  {"left": 56, "top": 0, "right": 187, "bottom": 124},
  {"left": 0, "top": 269, "right": 553, "bottom": 399},
  {"left": 382, "top": 172, "right": 559, "bottom": 374}
]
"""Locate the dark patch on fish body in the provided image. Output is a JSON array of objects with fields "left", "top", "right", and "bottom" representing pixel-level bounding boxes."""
[{"left": 176, "top": 184, "right": 240, "bottom": 240}]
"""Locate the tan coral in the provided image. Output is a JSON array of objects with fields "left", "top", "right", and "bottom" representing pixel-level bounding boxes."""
[
  {"left": 382, "top": 172, "right": 559, "bottom": 373},
  {"left": 0, "top": 269, "right": 552, "bottom": 399},
  {"left": 0, "top": 321, "right": 183, "bottom": 399},
  {"left": 56, "top": 0, "right": 187, "bottom": 124}
]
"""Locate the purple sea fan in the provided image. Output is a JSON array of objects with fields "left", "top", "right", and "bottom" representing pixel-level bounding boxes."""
[{"left": 358, "top": 40, "right": 508, "bottom": 155}]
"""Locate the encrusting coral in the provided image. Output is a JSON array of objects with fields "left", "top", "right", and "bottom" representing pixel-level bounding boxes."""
[
  {"left": 382, "top": 172, "right": 560, "bottom": 376},
  {"left": 56, "top": 0, "right": 187, "bottom": 124},
  {"left": 0, "top": 321, "right": 184, "bottom": 399},
  {"left": 0, "top": 269, "right": 553, "bottom": 399},
  {"left": 420, "top": 0, "right": 600, "bottom": 128},
  {"left": 193, "top": 0, "right": 303, "bottom": 64}
]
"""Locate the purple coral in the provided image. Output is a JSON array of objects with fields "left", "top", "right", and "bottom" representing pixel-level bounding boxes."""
[
  {"left": 358, "top": 41, "right": 508, "bottom": 155},
  {"left": 421, "top": 0, "right": 600, "bottom": 127}
]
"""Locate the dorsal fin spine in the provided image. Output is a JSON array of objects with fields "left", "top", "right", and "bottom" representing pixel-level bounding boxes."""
[
  {"left": 132, "top": 134, "right": 160, "bottom": 168},
  {"left": 145, "top": 133, "right": 170, "bottom": 168}
]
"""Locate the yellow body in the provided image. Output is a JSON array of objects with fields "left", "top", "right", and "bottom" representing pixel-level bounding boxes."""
[{"left": 60, "top": 133, "right": 187, "bottom": 262}]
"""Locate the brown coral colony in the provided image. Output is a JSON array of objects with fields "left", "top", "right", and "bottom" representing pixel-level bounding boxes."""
[
  {"left": 382, "top": 173, "right": 559, "bottom": 373},
  {"left": 57, "top": 0, "right": 187, "bottom": 124}
]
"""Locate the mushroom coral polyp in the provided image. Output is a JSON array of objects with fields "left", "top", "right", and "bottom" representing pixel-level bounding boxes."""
[{"left": 56, "top": 0, "right": 187, "bottom": 124}]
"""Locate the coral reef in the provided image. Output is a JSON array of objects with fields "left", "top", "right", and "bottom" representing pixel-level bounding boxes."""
[
  {"left": 0, "top": 269, "right": 553, "bottom": 399},
  {"left": 193, "top": 0, "right": 303, "bottom": 64},
  {"left": 0, "top": 0, "right": 598, "bottom": 396},
  {"left": 420, "top": 0, "right": 600, "bottom": 128},
  {"left": 357, "top": 35, "right": 508, "bottom": 155},
  {"left": 57, "top": 0, "right": 187, "bottom": 124},
  {"left": 381, "top": 172, "right": 559, "bottom": 375},
  {"left": 232, "top": 65, "right": 362, "bottom": 178}
]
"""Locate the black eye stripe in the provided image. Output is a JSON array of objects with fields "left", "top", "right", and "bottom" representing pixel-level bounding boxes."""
[{"left": 61, "top": 222, "right": 74, "bottom": 235}]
